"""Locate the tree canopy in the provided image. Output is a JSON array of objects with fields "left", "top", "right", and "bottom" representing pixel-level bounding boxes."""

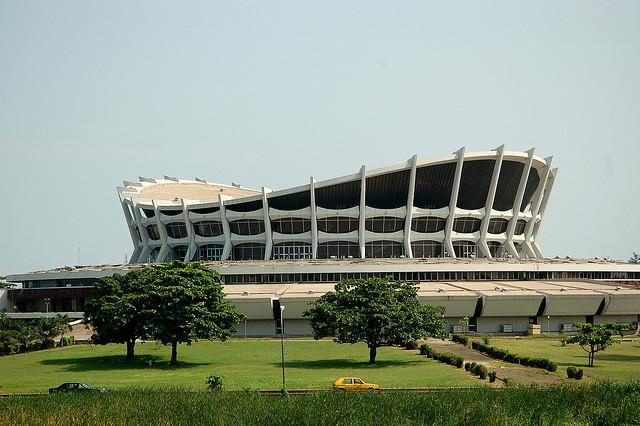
[
  {"left": 0, "top": 313, "right": 71, "bottom": 356},
  {"left": 563, "top": 322, "right": 628, "bottom": 367},
  {"left": 84, "top": 262, "right": 245, "bottom": 364},
  {"left": 303, "top": 277, "right": 447, "bottom": 364},
  {"left": 630, "top": 252, "right": 640, "bottom": 264}
]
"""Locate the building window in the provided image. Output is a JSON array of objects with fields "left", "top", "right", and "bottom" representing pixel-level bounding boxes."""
[
  {"left": 166, "top": 222, "right": 188, "bottom": 239},
  {"left": 232, "top": 243, "right": 265, "bottom": 260},
  {"left": 196, "top": 244, "right": 224, "bottom": 261},
  {"left": 272, "top": 242, "right": 312, "bottom": 260},
  {"left": 229, "top": 219, "right": 265, "bottom": 236},
  {"left": 317, "top": 217, "right": 359, "bottom": 233},
  {"left": 364, "top": 241, "right": 405, "bottom": 258},
  {"left": 271, "top": 218, "right": 311, "bottom": 234},
  {"left": 488, "top": 241, "right": 507, "bottom": 258},
  {"left": 365, "top": 217, "right": 404, "bottom": 233},
  {"left": 169, "top": 245, "right": 188, "bottom": 261},
  {"left": 148, "top": 247, "right": 160, "bottom": 262},
  {"left": 146, "top": 224, "right": 160, "bottom": 240},
  {"left": 411, "top": 241, "right": 444, "bottom": 258},
  {"left": 411, "top": 217, "right": 446, "bottom": 233},
  {"left": 453, "top": 241, "right": 477, "bottom": 258},
  {"left": 193, "top": 221, "right": 224, "bottom": 237},
  {"left": 487, "top": 218, "right": 508, "bottom": 234},
  {"left": 317, "top": 241, "right": 359, "bottom": 259},
  {"left": 514, "top": 219, "right": 527, "bottom": 235},
  {"left": 453, "top": 217, "right": 481, "bottom": 233}
]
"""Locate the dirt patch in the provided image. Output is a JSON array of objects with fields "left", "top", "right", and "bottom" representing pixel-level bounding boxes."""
[{"left": 425, "top": 338, "right": 562, "bottom": 386}]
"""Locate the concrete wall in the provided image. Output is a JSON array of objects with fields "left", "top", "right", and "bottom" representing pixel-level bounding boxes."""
[
  {"left": 234, "top": 319, "right": 313, "bottom": 337},
  {"left": 476, "top": 316, "right": 531, "bottom": 334},
  {"left": 0, "top": 289, "right": 9, "bottom": 312}
]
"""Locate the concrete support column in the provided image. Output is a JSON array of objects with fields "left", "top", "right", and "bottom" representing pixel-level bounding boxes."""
[
  {"left": 119, "top": 196, "right": 142, "bottom": 263},
  {"left": 219, "top": 195, "right": 232, "bottom": 260},
  {"left": 478, "top": 145, "right": 505, "bottom": 258},
  {"left": 522, "top": 156, "right": 553, "bottom": 259},
  {"left": 532, "top": 168, "right": 558, "bottom": 258},
  {"left": 133, "top": 205, "right": 150, "bottom": 263},
  {"left": 403, "top": 155, "right": 418, "bottom": 258},
  {"left": 153, "top": 201, "right": 169, "bottom": 262},
  {"left": 358, "top": 165, "right": 366, "bottom": 258},
  {"left": 444, "top": 147, "right": 466, "bottom": 258},
  {"left": 262, "top": 188, "right": 273, "bottom": 260},
  {"left": 505, "top": 148, "right": 535, "bottom": 258},
  {"left": 310, "top": 177, "right": 318, "bottom": 259},
  {"left": 182, "top": 199, "right": 196, "bottom": 262}
]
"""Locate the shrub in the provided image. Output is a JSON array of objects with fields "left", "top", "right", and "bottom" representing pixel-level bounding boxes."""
[
  {"left": 59, "top": 336, "right": 75, "bottom": 347},
  {"left": 41, "top": 339, "right": 56, "bottom": 349},
  {"left": 488, "top": 371, "right": 497, "bottom": 383},
  {"left": 205, "top": 374, "right": 224, "bottom": 391},
  {"left": 477, "top": 365, "right": 488, "bottom": 379},
  {"left": 504, "top": 353, "right": 519, "bottom": 363},
  {"left": 545, "top": 361, "right": 558, "bottom": 372},
  {"left": 404, "top": 340, "right": 418, "bottom": 350},
  {"left": 451, "top": 334, "right": 469, "bottom": 346},
  {"left": 566, "top": 366, "right": 577, "bottom": 379},
  {"left": 482, "top": 336, "right": 491, "bottom": 345},
  {"left": 464, "top": 362, "right": 472, "bottom": 371},
  {"left": 575, "top": 369, "right": 584, "bottom": 380},
  {"left": 419, "top": 344, "right": 428, "bottom": 356},
  {"left": 471, "top": 341, "right": 480, "bottom": 350}
]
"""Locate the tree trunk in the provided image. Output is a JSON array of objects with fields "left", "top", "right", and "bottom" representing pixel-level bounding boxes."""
[
  {"left": 126, "top": 339, "right": 135, "bottom": 361},
  {"left": 369, "top": 345, "right": 377, "bottom": 364},
  {"left": 170, "top": 340, "right": 178, "bottom": 365},
  {"left": 589, "top": 351, "right": 594, "bottom": 367}
]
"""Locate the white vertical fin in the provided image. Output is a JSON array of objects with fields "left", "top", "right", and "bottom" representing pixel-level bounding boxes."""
[{"left": 444, "top": 147, "right": 466, "bottom": 258}]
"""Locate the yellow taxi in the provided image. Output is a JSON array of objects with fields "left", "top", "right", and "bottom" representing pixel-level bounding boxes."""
[{"left": 332, "top": 377, "right": 380, "bottom": 391}]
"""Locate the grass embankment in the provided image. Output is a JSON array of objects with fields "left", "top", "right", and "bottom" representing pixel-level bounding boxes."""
[
  {"left": 1, "top": 383, "right": 639, "bottom": 426},
  {"left": 0, "top": 339, "right": 476, "bottom": 393},
  {"left": 488, "top": 337, "right": 640, "bottom": 381}
]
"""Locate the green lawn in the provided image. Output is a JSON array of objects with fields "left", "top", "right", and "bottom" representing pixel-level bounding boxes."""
[
  {"left": 488, "top": 337, "right": 640, "bottom": 381},
  {"left": 0, "top": 339, "right": 478, "bottom": 393}
]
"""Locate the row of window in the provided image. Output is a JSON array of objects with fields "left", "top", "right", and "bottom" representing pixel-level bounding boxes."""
[{"left": 143, "top": 217, "right": 529, "bottom": 241}]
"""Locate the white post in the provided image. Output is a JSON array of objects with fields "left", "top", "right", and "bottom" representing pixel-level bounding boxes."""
[
  {"left": 182, "top": 199, "right": 196, "bottom": 262},
  {"left": 478, "top": 145, "right": 505, "bottom": 259},
  {"left": 444, "top": 147, "right": 466, "bottom": 258},
  {"left": 262, "top": 188, "right": 273, "bottom": 260},
  {"left": 310, "top": 177, "right": 318, "bottom": 259},
  {"left": 522, "top": 156, "right": 553, "bottom": 259},
  {"left": 153, "top": 200, "right": 169, "bottom": 262},
  {"left": 404, "top": 155, "right": 418, "bottom": 258},
  {"left": 358, "top": 165, "right": 366, "bottom": 259},
  {"left": 219, "top": 195, "right": 232, "bottom": 260},
  {"left": 505, "top": 148, "right": 535, "bottom": 259},
  {"left": 532, "top": 168, "right": 558, "bottom": 258}
]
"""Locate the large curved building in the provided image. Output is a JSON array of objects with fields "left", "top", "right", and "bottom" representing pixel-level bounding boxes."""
[{"left": 117, "top": 147, "right": 557, "bottom": 264}]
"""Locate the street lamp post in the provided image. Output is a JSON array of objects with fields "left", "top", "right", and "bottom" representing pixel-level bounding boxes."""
[
  {"left": 280, "top": 305, "right": 286, "bottom": 393},
  {"left": 547, "top": 315, "right": 550, "bottom": 333},
  {"left": 44, "top": 297, "right": 50, "bottom": 317}
]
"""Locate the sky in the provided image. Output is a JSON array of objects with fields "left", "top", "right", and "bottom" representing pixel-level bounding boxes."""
[{"left": 1, "top": 1, "right": 639, "bottom": 275}]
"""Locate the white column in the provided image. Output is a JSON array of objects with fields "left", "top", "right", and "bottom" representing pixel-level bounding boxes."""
[
  {"left": 532, "top": 168, "right": 558, "bottom": 258},
  {"left": 182, "top": 199, "right": 197, "bottom": 262},
  {"left": 444, "top": 147, "right": 466, "bottom": 258},
  {"left": 310, "top": 177, "right": 318, "bottom": 259},
  {"left": 133, "top": 205, "right": 150, "bottom": 263},
  {"left": 478, "top": 145, "right": 505, "bottom": 258},
  {"left": 219, "top": 195, "right": 232, "bottom": 260},
  {"left": 403, "top": 155, "right": 418, "bottom": 258},
  {"left": 153, "top": 201, "right": 169, "bottom": 262},
  {"left": 358, "top": 165, "right": 366, "bottom": 258},
  {"left": 262, "top": 188, "right": 273, "bottom": 260},
  {"left": 505, "top": 148, "right": 535, "bottom": 258},
  {"left": 522, "top": 156, "right": 553, "bottom": 259},
  {"left": 119, "top": 196, "right": 141, "bottom": 263}
]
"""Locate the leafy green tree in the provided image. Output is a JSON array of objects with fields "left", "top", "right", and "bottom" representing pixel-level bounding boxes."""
[
  {"left": 36, "top": 315, "right": 72, "bottom": 347},
  {"left": 303, "top": 277, "right": 447, "bottom": 364},
  {"left": 630, "top": 252, "right": 640, "bottom": 264},
  {"left": 136, "top": 261, "right": 245, "bottom": 365},
  {"left": 563, "top": 322, "right": 628, "bottom": 367},
  {"left": 84, "top": 273, "right": 149, "bottom": 360}
]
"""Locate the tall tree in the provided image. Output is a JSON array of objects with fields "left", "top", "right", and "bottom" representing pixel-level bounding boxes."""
[
  {"left": 137, "top": 261, "right": 245, "bottom": 365},
  {"left": 563, "top": 322, "right": 628, "bottom": 367},
  {"left": 84, "top": 272, "right": 149, "bottom": 360},
  {"left": 303, "top": 277, "right": 447, "bottom": 364},
  {"left": 36, "top": 314, "right": 72, "bottom": 346},
  {"left": 629, "top": 252, "right": 640, "bottom": 264}
]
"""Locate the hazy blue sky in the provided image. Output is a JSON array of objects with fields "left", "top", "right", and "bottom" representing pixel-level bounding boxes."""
[{"left": 1, "top": 1, "right": 639, "bottom": 274}]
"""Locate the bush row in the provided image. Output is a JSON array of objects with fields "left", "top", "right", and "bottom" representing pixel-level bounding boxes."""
[
  {"left": 566, "top": 367, "right": 584, "bottom": 380},
  {"left": 465, "top": 362, "right": 488, "bottom": 379},
  {"left": 470, "top": 341, "right": 557, "bottom": 372},
  {"left": 419, "top": 344, "right": 464, "bottom": 368},
  {"left": 451, "top": 334, "right": 470, "bottom": 346}
]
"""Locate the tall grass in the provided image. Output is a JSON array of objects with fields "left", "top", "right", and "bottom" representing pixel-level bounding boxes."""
[{"left": 1, "top": 382, "right": 638, "bottom": 425}]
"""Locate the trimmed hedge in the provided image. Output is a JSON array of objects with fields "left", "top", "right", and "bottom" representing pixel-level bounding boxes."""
[
  {"left": 470, "top": 341, "right": 557, "bottom": 372},
  {"left": 567, "top": 366, "right": 577, "bottom": 379},
  {"left": 451, "top": 334, "right": 470, "bottom": 346},
  {"left": 420, "top": 344, "right": 463, "bottom": 368},
  {"left": 404, "top": 340, "right": 418, "bottom": 350},
  {"left": 465, "top": 362, "right": 488, "bottom": 379}
]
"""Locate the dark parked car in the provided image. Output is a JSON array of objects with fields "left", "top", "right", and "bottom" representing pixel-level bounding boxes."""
[{"left": 49, "top": 382, "right": 106, "bottom": 394}]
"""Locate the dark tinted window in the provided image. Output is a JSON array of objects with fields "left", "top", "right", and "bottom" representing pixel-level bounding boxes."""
[
  {"left": 411, "top": 217, "right": 446, "bottom": 233},
  {"left": 232, "top": 243, "right": 265, "bottom": 260},
  {"left": 229, "top": 219, "right": 265, "bottom": 235},
  {"left": 193, "top": 221, "right": 224, "bottom": 237},
  {"left": 365, "top": 216, "right": 404, "bottom": 233},
  {"left": 271, "top": 218, "right": 311, "bottom": 234},
  {"left": 317, "top": 241, "right": 360, "bottom": 259},
  {"left": 146, "top": 224, "right": 160, "bottom": 240},
  {"left": 487, "top": 218, "right": 508, "bottom": 234},
  {"left": 166, "top": 222, "right": 188, "bottom": 239},
  {"left": 453, "top": 218, "right": 481, "bottom": 233},
  {"left": 514, "top": 219, "right": 527, "bottom": 235},
  {"left": 365, "top": 241, "right": 405, "bottom": 258},
  {"left": 411, "top": 241, "right": 444, "bottom": 258},
  {"left": 317, "top": 217, "right": 359, "bottom": 233}
]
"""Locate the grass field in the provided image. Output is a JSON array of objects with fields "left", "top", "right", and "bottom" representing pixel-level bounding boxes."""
[
  {"left": 1, "top": 383, "right": 639, "bottom": 426},
  {"left": 0, "top": 339, "right": 478, "bottom": 393},
  {"left": 488, "top": 337, "right": 640, "bottom": 381}
]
